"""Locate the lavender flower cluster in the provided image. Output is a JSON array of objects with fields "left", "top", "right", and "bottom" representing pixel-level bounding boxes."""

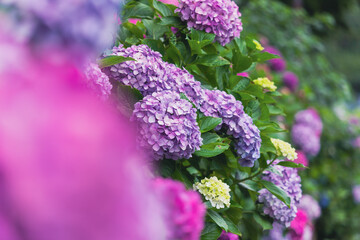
[
  {"left": 131, "top": 91, "right": 202, "bottom": 160},
  {"left": 175, "top": 0, "right": 243, "bottom": 46},
  {"left": 83, "top": 63, "right": 113, "bottom": 100},
  {"left": 152, "top": 178, "right": 206, "bottom": 240},
  {"left": 292, "top": 108, "right": 323, "bottom": 156},
  {"left": 200, "top": 89, "right": 261, "bottom": 167},
  {"left": 264, "top": 46, "right": 286, "bottom": 72},
  {"left": 104, "top": 44, "right": 204, "bottom": 106},
  {"left": 258, "top": 161, "right": 302, "bottom": 227},
  {"left": 105, "top": 44, "right": 261, "bottom": 164},
  {"left": 4, "top": 0, "right": 123, "bottom": 57}
]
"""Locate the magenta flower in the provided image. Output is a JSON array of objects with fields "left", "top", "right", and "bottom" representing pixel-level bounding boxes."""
[
  {"left": 0, "top": 51, "right": 167, "bottom": 240},
  {"left": 218, "top": 231, "right": 239, "bottom": 240},
  {"left": 290, "top": 209, "right": 308, "bottom": 240},
  {"left": 153, "top": 178, "right": 206, "bottom": 240},
  {"left": 282, "top": 71, "right": 299, "bottom": 92},
  {"left": 298, "top": 195, "right": 321, "bottom": 220},
  {"left": 176, "top": 0, "right": 243, "bottom": 45},
  {"left": 265, "top": 46, "right": 286, "bottom": 72},
  {"left": 293, "top": 150, "right": 308, "bottom": 168},
  {"left": 237, "top": 72, "right": 249, "bottom": 78}
]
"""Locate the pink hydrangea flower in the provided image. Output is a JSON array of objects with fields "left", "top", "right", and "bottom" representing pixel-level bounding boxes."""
[
  {"left": 237, "top": 72, "right": 249, "bottom": 78},
  {"left": 153, "top": 178, "right": 206, "bottom": 240},
  {"left": 290, "top": 209, "right": 308, "bottom": 240}
]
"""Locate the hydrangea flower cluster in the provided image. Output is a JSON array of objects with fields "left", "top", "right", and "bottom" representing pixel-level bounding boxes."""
[
  {"left": 352, "top": 185, "right": 360, "bottom": 203},
  {"left": 271, "top": 138, "right": 298, "bottom": 161},
  {"left": 199, "top": 89, "right": 261, "bottom": 167},
  {"left": 264, "top": 46, "right": 286, "bottom": 72},
  {"left": 218, "top": 231, "right": 239, "bottom": 240},
  {"left": 298, "top": 194, "right": 321, "bottom": 220},
  {"left": 104, "top": 44, "right": 204, "bottom": 106},
  {"left": 131, "top": 91, "right": 202, "bottom": 160},
  {"left": 292, "top": 108, "right": 322, "bottom": 156},
  {"left": 175, "top": 0, "right": 243, "bottom": 46},
  {"left": 258, "top": 161, "right": 302, "bottom": 227},
  {"left": 253, "top": 77, "right": 277, "bottom": 92},
  {"left": 4, "top": 0, "right": 123, "bottom": 58},
  {"left": 83, "top": 63, "right": 112, "bottom": 99},
  {"left": 289, "top": 209, "right": 308, "bottom": 240},
  {"left": 153, "top": 178, "right": 206, "bottom": 240},
  {"left": 194, "top": 176, "right": 231, "bottom": 209},
  {"left": 292, "top": 150, "right": 308, "bottom": 168},
  {"left": 282, "top": 71, "right": 299, "bottom": 92}
]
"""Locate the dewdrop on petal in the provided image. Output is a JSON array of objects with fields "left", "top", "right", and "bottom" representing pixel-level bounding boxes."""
[
  {"left": 271, "top": 138, "right": 298, "bottom": 161},
  {"left": 253, "top": 77, "right": 277, "bottom": 92},
  {"left": 253, "top": 40, "right": 264, "bottom": 51},
  {"left": 194, "top": 176, "right": 231, "bottom": 209}
]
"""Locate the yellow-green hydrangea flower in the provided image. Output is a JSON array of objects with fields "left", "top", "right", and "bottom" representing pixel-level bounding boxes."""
[
  {"left": 253, "top": 40, "right": 264, "bottom": 51},
  {"left": 271, "top": 138, "right": 298, "bottom": 161},
  {"left": 253, "top": 77, "right": 277, "bottom": 92},
  {"left": 193, "top": 176, "right": 231, "bottom": 209}
]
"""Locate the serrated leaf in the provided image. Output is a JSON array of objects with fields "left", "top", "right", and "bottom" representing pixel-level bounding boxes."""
[
  {"left": 207, "top": 210, "right": 228, "bottom": 231},
  {"left": 199, "top": 116, "right": 222, "bottom": 133},
  {"left": 202, "top": 132, "right": 221, "bottom": 145},
  {"left": 153, "top": 0, "right": 173, "bottom": 16},
  {"left": 223, "top": 217, "right": 242, "bottom": 236},
  {"left": 259, "top": 180, "right": 291, "bottom": 208},
  {"left": 159, "top": 16, "right": 182, "bottom": 26},
  {"left": 201, "top": 223, "right": 222, "bottom": 240},
  {"left": 277, "top": 161, "right": 307, "bottom": 168},
  {"left": 123, "top": 2, "right": 154, "bottom": 19},
  {"left": 99, "top": 56, "right": 135, "bottom": 68},
  {"left": 142, "top": 19, "right": 168, "bottom": 39}
]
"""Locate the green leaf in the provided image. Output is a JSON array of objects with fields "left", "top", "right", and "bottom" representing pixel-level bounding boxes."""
[
  {"left": 142, "top": 19, "right": 169, "bottom": 39},
  {"left": 251, "top": 52, "right": 279, "bottom": 62},
  {"left": 223, "top": 217, "right": 242, "bottom": 236},
  {"left": 232, "top": 50, "right": 253, "bottom": 73},
  {"left": 166, "top": 43, "right": 182, "bottom": 66},
  {"left": 142, "top": 39, "right": 165, "bottom": 55},
  {"left": 190, "top": 28, "right": 216, "bottom": 42},
  {"left": 159, "top": 16, "right": 182, "bottom": 26},
  {"left": 153, "top": 0, "right": 173, "bottom": 17},
  {"left": 277, "top": 161, "right": 307, "bottom": 168},
  {"left": 173, "top": 168, "right": 193, "bottom": 189},
  {"left": 158, "top": 158, "right": 175, "bottom": 177},
  {"left": 186, "top": 166, "right": 201, "bottom": 176},
  {"left": 207, "top": 210, "right": 228, "bottom": 231},
  {"left": 253, "top": 213, "right": 273, "bottom": 230},
  {"left": 202, "top": 132, "right": 221, "bottom": 145},
  {"left": 195, "top": 142, "right": 230, "bottom": 158},
  {"left": 196, "top": 55, "right": 231, "bottom": 67},
  {"left": 259, "top": 180, "right": 291, "bottom": 208},
  {"left": 122, "top": 2, "right": 154, "bottom": 19},
  {"left": 239, "top": 180, "right": 259, "bottom": 192},
  {"left": 199, "top": 116, "right": 222, "bottom": 133},
  {"left": 98, "top": 56, "right": 135, "bottom": 68},
  {"left": 123, "top": 22, "right": 144, "bottom": 39},
  {"left": 201, "top": 223, "right": 222, "bottom": 240},
  {"left": 229, "top": 75, "right": 250, "bottom": 91}
]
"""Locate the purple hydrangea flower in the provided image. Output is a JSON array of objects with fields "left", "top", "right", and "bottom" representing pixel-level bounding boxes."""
[
  {"left": 152, "top": 178, "right": 206, "bottom": 240},
  {"left": 291, "top": 124, "right": 321, "bottom": 156},
  {"left": 131, "top": 91, "right": 202, "bottom": 160},
  {"left": 265, "top": 46, "right": 286, "bottom": 72},
  {"left": 282, "top": 71, "right": 299, "bottom": 92},
  {"left": 175, "top": 0, "right": 243, "bottom": 46},
  {"left": 353, "top": 185, "right": 360, "bottom": 204},
  {"left": 294, "top": 108, "right": 323, "bottom": 137},
  {"left": 258, "top": 161, "right": 302, "bottom": 227},
  {"left": 104, "top": 44, "right": 204, "bottom": 106},
  {"left": 297, "top": 194, "right": 321, "bottom": 220},
  {"left": 218, "top": 231, "right": 239, "bottom": 240},
  {"left": 263, "top": 223, "right": 289, "bottom": 240},
  {"left": 200, "top": 89, "right": 261, "bottom": 167},
  {"left": 84, "top": 63, "right": 112, "bottom": 100},
  {"left": 4, "top": 0, "right": 123, "bottom": 58}
]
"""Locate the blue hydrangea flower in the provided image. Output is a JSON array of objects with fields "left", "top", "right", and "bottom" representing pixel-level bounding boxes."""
[
  {"left": 175, "top": 0, "right": 243, "bottom": 46},
  {"left": 131, "top": 91, "right": 202, "bottom": 160},
  {"left": 258, "top": 161, "right": 302, "bottom": 227}
]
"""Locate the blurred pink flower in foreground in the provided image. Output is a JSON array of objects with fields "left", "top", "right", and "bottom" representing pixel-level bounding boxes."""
[
  {"left": 0, "top": 48, "right": 167, "bottom": 240},
  {"left": 293, "top": 150, "right": 308, "bottom": 168},
  {"left": 159, "top": 0, "right": 179, "bottom": 6}
]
